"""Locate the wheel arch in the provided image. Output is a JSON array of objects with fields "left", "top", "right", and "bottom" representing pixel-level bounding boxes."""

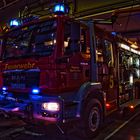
[{"left": 75, "top": 82, "right": 106, "bottom": 119}]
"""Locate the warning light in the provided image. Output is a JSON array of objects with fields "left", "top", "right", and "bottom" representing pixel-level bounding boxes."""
[
  {"left": 9, "top": 18, "right": 21, "bottom": 27},
  {"left": 54, "top": 4, "right": 65, "bottom": 13},
  {"left": 32, "top": 88, "right": 40, "bottom": 94},
  {"left": 53, "top": 3, "right": 69, "bottom": 14}
]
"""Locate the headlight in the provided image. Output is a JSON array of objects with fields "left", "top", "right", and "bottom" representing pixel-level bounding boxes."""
[{"left": 42, "top": 102, "right": 60, "bottom": 112}]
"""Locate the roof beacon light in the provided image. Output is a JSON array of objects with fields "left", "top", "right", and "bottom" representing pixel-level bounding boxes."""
[
  {"left": 53, "top": 3, "right": 69, "bottom": 14},
  {"left": 10, "top": 19, "right": 21, "bottom": 27}
]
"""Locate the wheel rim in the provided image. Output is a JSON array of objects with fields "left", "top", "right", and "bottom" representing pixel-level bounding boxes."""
[{"left": 88, "top": 106, "right": 100, "bottom": 132}]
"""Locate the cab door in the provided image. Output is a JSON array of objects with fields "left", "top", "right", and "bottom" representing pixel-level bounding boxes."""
[{"left": 58, "top": 19, "right": 90, "bottom": 90}]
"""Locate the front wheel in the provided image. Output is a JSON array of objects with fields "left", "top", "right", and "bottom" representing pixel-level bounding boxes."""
[
  {"left": 87, "top": 105, "right": 101, "bottom": 133},
  {"left": 76, "top": 99, "right": 103, "bottom": 138}
]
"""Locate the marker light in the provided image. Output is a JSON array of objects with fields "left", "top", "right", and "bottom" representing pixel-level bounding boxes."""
[
  {"left": 106, "top": 103, "right": 111, "bottom": 109},
  {"left": 10, "top": 19, "right": 21, "bottom": 27},
  {"left": 32, "top": 88, "right": 40, "bottom": 94},
  {"left": 129, "top": 105, "right": 134, "bottom": 109},
  {"left": 42, "top": 102, "right": 60, "bottom": 112}
]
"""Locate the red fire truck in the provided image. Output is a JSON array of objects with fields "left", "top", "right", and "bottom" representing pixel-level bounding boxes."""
[{"left": 0, "top": 4, "right": 140, "bottom": 138}]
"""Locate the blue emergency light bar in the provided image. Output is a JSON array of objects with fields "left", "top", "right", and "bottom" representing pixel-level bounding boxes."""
[
  {"left": 53, "top": 3, "right": 69, "bottom": 14},
  {"left": 54, "top": 4, "right": 65, "bottom": 13},
  {"left": 9, "top": 19, "right": 21, "bottom": 27},
  {"left": 9, "top": 16, "right": 38, "bottom": 27}
]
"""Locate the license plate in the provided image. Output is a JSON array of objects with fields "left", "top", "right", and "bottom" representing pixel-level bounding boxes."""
[{"left": 11, "top": 83, "right": 25, "bottom": 89}]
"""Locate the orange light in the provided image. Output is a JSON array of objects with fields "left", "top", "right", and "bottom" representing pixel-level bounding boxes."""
[
  {"left": 129, "top": 105, "right": 134, "bottom": 109},
  {"left": 131, "top": 43, "right": 138, "bottom": 49}
]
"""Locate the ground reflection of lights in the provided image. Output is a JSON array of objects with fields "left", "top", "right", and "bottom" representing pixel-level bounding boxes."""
[{"left": 129, "top": 135, "right": 135, "bottom": 140}]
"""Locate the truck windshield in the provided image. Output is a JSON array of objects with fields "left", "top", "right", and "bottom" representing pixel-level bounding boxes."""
[{"left": 3, "top": 19, "right": 57, "bottom": 59}]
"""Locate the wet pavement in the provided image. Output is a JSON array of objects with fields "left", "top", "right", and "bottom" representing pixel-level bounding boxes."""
[
  {"left": 107, "top": 111, "right": 140, "bottom": 140},
  {"left": 0, "top": 108, "right": 140, "bottom": 140}
]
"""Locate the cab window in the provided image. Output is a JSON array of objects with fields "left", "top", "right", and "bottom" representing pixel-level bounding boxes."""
[{"left": 64, "top": 21, "right": 88, "bottom": 55}]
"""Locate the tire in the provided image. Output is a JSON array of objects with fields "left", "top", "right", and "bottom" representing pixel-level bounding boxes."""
[{"left": 74, "top": 99, "right": 103, "bottom": 138}]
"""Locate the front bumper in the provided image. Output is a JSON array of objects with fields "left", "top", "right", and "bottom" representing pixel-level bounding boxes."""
[{"left": 0, "top": 94, "right": 63, "bottom": 124}]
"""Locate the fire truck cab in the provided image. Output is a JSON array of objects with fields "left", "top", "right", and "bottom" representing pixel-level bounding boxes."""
[{"left": 0, "top": 9, "right": 140, "bottom": 138}]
